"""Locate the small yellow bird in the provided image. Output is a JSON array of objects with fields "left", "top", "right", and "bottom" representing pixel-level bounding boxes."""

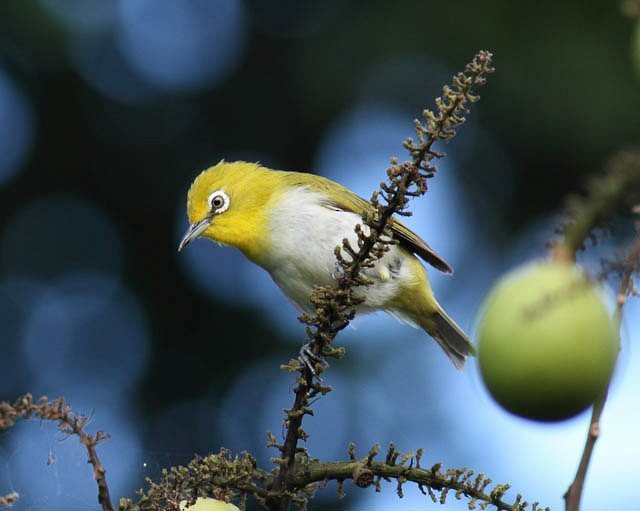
[{"left": 179, "top": 161, "right": 474, "bottom": 369}]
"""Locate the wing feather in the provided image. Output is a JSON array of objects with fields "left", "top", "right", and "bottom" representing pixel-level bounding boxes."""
[{"left": 286, "top": 172, "right": 453, "bottom": 274}]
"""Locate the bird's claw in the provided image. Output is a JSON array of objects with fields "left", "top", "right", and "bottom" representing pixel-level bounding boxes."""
[{"left": 298, "top": 343, "right": 329, "bottom": 378}]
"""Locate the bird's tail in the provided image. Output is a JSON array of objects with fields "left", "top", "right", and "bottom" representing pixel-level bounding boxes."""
[{"left": 419, "top": 307, "right": 475, "bottom": 370}]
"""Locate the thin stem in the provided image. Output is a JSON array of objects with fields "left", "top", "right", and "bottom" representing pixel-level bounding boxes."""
[
  {"left": 564, "top": 233, "right": 640, "bottom": 510},
  {"left": 271, "top": 371, "right": 313, "bottom": 511},
  {"left": 287, "top": 460, "right": 531, "bottom": 511},
  {"left": 0, "top": 395, "right": 114, "bottom": 511},
  {"left": 563, "top": 393, "right": 607, "bottom": 511}
]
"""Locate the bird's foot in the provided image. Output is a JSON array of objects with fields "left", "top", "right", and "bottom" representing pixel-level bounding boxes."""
[{"left": 298, "top": 343, "right": 329, "bottom": 378}]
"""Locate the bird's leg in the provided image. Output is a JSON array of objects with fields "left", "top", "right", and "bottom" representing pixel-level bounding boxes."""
[{"left": 298, "top": 342, "right": 329, "bottom": 378}]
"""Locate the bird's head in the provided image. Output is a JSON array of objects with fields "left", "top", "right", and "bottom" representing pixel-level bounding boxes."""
[{"left": 179, "top": 160, "right": 279, "bottom": 261}]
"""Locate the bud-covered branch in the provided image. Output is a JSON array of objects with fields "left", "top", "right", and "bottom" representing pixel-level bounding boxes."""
[{"left": 0, "top": 394, "right": 114, "bottom": 511}]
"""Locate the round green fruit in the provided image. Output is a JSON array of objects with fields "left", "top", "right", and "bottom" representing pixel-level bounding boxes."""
[{"left": 477, "top": 260, "right": 618, "bottom": 422}]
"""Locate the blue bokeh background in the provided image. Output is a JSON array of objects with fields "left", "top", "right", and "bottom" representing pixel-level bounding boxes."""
[{"left": 0, "top": 1, "right": 639, "bottom": 510}]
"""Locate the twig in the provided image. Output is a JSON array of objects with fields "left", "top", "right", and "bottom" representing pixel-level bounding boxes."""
[
  {"left": 0, "top": 395, "right": 114, "bottom": 511},
  {"left": 124, "top": 442, "right": 546, "bottom": 511},
  {"left": 564, "top": 232, "right": 640, "bottom": 510},
  {"left": 557, "top": 151, "right": 640, "bottom": 509},
  {"left": 285, "top": 444, "right": 547, "bottom": 511},
  {"left": 315, "top": 463, "right": 530, "bottom": 510},
  {"left": 270, "top": 50, "right": 494, "bottom": 511}
]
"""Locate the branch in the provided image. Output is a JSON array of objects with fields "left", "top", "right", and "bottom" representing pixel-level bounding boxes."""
[
  {"left": 555, "top": 151, "right": 640, "bottom": 509},
  {"left": 0, "top": 394, "right": 114, "bottom": 511},
  {"left": 121, "top": 442, "right": 548, "bottom": 511},
  {"left": 287, "top": 443, "right": 548, "bottom": 511},
  {"left": 269, "top": 51, "right": 494, "bottom": 511},
  {"left": 564, "top": 229, "right": 640, "bottom": 510},
  {"left": 557, "top": 148, "right": 640, "bottom": 508}
]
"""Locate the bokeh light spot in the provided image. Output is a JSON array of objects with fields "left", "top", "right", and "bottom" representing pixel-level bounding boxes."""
[
  {"left": 0, "top": 68, "right": 34, "bottom": 188},
  {"left": 1, "top": 194, "right": 124, "bottom": 279},
  {"left": 0, "top": 277, "right": 45, "bottom": 396},
  {"left": 217, "top": 359, "right": 292, "bottom": 467},
  {"left": 39, "top": 0, "right": 117, "bottom": 35},
  {"left": 116, "top": 0, "right": 246, "bottom": 92},
  {"left": 22, "top": 271, "right": 150, "bottom": 395},
  {"left": 70, "top": 33, "right": 163, "bottom": 104}
]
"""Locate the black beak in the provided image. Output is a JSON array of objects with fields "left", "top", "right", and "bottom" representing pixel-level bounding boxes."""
[{"left": 178, "top": 217, "right": 212, "bottom": 252}]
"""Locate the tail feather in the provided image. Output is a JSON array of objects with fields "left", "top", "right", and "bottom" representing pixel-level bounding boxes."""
[{"left": 423, "top": 308, "right": 475, "bottom": 370}]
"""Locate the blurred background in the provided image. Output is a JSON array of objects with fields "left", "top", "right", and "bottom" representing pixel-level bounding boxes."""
[{"left": 0, "top": 1, "right": 638, "bottom": 510}]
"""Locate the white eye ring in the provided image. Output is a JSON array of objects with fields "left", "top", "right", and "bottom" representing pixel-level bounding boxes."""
[{"left": 207, "top": 190, "right": 230, "bottom": 214}]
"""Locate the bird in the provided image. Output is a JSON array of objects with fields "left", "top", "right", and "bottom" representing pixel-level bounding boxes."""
[{"left": 179, "top": 161, "right": 474, "bottom": 369}]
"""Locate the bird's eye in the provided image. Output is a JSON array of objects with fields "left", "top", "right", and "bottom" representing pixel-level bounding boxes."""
[{"left": 207, "top": 190, "right": 230, "bottom": 213}]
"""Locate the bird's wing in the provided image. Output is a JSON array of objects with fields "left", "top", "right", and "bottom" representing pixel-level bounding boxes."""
[
  {"left": 387, "top": 218, "right": 453, "bottom": 273},
  {"left": 294, "top": 173, "right": 453, "bottom": 274}
]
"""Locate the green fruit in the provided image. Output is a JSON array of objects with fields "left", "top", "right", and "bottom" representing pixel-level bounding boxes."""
[{"left": 477, "top": 260, "right": 618, "bottom": 422}]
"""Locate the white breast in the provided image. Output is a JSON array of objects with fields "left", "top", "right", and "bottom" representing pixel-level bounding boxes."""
[{"left": 262, "top": 186, "right": 419, "bottom": 314}]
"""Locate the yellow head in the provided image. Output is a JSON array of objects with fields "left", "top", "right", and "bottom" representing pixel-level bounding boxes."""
[{"left": 179, "top": 161, "right": 284, "bottom": 262}]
